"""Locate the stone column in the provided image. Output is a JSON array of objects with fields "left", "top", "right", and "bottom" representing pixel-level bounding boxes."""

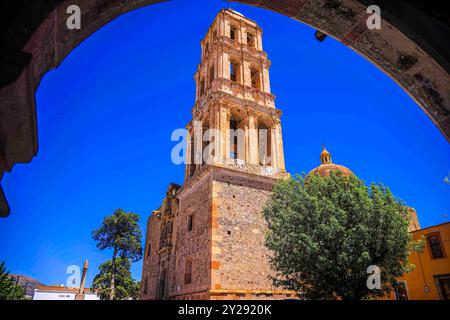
[
  {"left": 224, "top": 17, "right": 230, "bottom": 39},
  {"left": 237, "top": 120, "right": 246, "bottom": 161},
  {"left": 209, "top": 105, "right": 222, "bottom": 163},
  {"left": 270, "top": 126, "right": 278, "bottom": 170},
  {"left": 217, "top": 51, "right": 223, "bottom": 80},
  {"left": 275, "top": 122, "right": 285, "bottom": 171},
  {"left": 194, "top": 75, "right": 199, "bottom": 101},
  {"left": 262, "top": 67, "right": 271, "bottom": 94},
  {"left": 243, "top": 118, "right": 250, "bottom": 163},
  {"left": 185, "top": 127, "right": 192, "bottom": 180},
  {"left": 220, "top": 106, "right": 230, "bottom": 162},
  {"left": 222, "top": 52, "right": 230, "bottom": 81},
  {"left": 241, "top": 25, "right": 247, "bottom": 45},
  {"left": 257, "top": 30, "right": 263, "bottom": 51},
  {"left": 238, "top": 23, "right": 243, "bottom": 45},
  {"left": 213, "top": 106, "right": 222, "bottom": 163},
  {"left": 193, "top": 120, "right": 202, "bottom": 170},
  {"left": 218, "top": 11, "right": 224, "bottom": 37},
  {"left": 248, "top": 113, "right": 258, "bottom": 165},
  {"left": 243, "top": 61, "right": 251, "bottom": 87}
]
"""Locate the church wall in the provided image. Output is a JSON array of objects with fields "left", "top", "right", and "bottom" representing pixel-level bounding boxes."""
[
  {"left": 170, "top": 175, "right": 212, "bottom": 299},
  {"left": 210, "top": 169, "right": 290, "bottom": 299},
  {"left": 140, "top": 214, "right": 161, "bottom": 300}
]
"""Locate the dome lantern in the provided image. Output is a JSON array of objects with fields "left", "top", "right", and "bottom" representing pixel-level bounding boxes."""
[
  {"left": 307, "top": 146, "right": 353, "bottom": 178},
  {"left": 320, "top": 145, "right": 332, "bottom": 164}
]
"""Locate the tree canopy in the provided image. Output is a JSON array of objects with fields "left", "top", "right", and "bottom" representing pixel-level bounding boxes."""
[
  {"left": 92, "top": 208, "right": 143, "bottom": 263},
  {"left": 0, "top": 261, "right": 26, "bottom": 300},
  {"left": 263, "top": 172, "right": 422, "bottom": 300},
  {"left": 92, "top": 208, "right": 143, "bottom": 300},
  {"left": 92, "top": 257, "right": 140, "bottom": 300}
]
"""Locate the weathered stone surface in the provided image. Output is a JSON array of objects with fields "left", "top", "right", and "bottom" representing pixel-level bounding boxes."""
[
  {"left": 212, "top": 174, "right": 275, "bottom": 291},
  {"left": 141, "top": 166, "right": 294, "bottom": 300},
  {"left": 172, "top": 175, "right": 212, "bottom": 298}
]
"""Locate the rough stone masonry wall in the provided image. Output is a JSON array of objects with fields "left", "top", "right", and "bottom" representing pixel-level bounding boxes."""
[
  {"left": 210, "top": 170, "right": 291, "bottom": 299},
  {"left": 140, "top": 214, "right": 161, "bottom": 300},
  {"left": 171, "top": 175, "right": 212, "bottom": 299}
]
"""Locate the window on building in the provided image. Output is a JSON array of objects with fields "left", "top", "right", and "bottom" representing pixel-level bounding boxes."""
[
  {"left": 394, "top": 281, "right": 408, "bottom": 300},
  {"left": 230, "top": 26, "right": 236, "bottom": 40},
  {"left": 427, "top": 233, "right": 445, "bottom": 259},
  {"left": 146, "top": 243, "right": 151, "bottom": 259},
  {"left": 209, "top": 64, "right": 215, "bottom": 84},
  {"left": 143, "top": 276, "right": 148, "bottom": 295},
  {"left": 258, "top": 122, "right": 272, "bottom": 166},
  {"left": 188, "top": 214, "right": 194, "bottom": 232},
  {"left": 229, "top": 117, "right": 238, "bottom": 159},
  {"left": 184, "top": 260, "right": 192, "bottom": 284},
  {"left": 436, "top": 275, "right": 450, "bottom": 300},
  {"left": 230, "top": 62, "right": 238, "bottom": 82},
  {"left": 199, "top": 78, "right": 205, "bottom": 96},
  {"left": 158, "top": 269, "right": 166, "bottom": 299},
  {"left": 247, "top": 32, "right": 255, "bottom": 47},
  {"left": 250, "top": 68, "right": 261, "bottom": 89}
]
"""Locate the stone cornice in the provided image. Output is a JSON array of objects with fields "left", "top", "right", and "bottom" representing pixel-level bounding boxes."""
[
  {"left": 221, "top": 9, "right": 260, "bottom": 30},
  {"left": 192, "top": 82, "right": 280, "bottom": 120},
  {"left": 196, "top": 36, "right": 269, "bottom": 76},
  {"left": 179, "top": 163, "right": 289, "bottom": 197}
]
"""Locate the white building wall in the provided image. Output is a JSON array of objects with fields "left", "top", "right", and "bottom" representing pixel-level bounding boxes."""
[{"left": 33, "top": 290, "right": 99, "bottom": 300}]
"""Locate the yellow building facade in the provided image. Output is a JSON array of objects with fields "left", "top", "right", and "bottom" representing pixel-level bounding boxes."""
[{"left": 386, "top": 222, "right": 450, "bottom": 300}]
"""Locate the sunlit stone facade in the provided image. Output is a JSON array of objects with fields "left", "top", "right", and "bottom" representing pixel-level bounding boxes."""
[{"left": 140, "top": 9, "right": 292, "bottom": 300}]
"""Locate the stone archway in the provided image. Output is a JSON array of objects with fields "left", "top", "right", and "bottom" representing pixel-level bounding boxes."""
[{"left": 0, "top": 0, "right": 449, "bottom": 216}]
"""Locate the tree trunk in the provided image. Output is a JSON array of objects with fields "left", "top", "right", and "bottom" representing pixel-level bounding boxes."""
[{"left": 109, "top": 247, "right": 117, "bottom": 300}]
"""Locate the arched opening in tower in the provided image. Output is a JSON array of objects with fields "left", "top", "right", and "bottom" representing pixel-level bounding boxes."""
[{"left": 258, "top": 120, "right": 272, "bottom": 167}]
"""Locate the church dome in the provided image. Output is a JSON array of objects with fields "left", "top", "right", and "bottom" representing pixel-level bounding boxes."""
[{"left": 307, "top": 146, "right": 353, "bottom": 177}]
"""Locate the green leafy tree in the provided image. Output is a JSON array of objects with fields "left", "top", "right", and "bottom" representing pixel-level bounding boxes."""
[
  {"left": 130, "top": 281, "right": 141, "bottom": 300},
  {"left": 263, "top": 173, "right": 423, "bottom": 300},
  {"left": 92, "top": 208, "right": 143, "bottom": 300},
  {"left": 92, "top": 258, "right": 140, "bottom": 300},
  {"left": 0, "top": 261, "right": 25, "bottom": 300}
]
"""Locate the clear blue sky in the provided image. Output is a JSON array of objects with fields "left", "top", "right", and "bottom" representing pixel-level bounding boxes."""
[{"left": 1, "top": 0, "right": 449, "bottom": 287}]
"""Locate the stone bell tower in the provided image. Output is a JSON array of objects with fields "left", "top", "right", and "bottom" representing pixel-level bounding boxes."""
[
  {"left": 141, "top": 9, "right": 292, "bottom": 300},
  {"left": 185, "top": 8, "right": 286, "bottom": 179}
]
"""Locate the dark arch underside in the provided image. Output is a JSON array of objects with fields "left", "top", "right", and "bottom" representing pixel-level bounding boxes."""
[{"left": 0, "top": 0, "right": 448, "bottom": 216}]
